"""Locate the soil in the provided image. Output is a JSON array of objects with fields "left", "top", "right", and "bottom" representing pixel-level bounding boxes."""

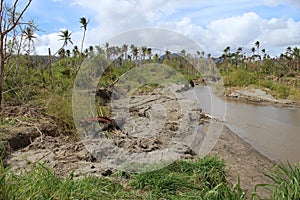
[{"left": 1, "top": 84, "right": 275, "bottom": 198}]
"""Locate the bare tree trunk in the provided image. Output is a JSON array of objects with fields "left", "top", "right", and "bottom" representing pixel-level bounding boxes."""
[
  {"left": 0, "top": 0, "right": 33, "bottom": 109},
  {"left": 48, "top": 47, "right": 52, "bottom": 78},
  {"left": 0, "top": 36, "right": 4, "bottom": 109}
]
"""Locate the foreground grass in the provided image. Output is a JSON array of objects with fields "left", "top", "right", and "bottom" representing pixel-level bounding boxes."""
[
  {"left": 254, "top": 162, "right": 300, "bottom": 200},
  {"left": 0, "top": 156, "right": 246, "bottom": 200},
  {"left": 1, "top": 154, "right": 300, "bottom": 199}
]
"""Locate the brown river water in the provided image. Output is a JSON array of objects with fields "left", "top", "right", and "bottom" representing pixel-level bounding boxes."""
[{"left": 184, "top": 86, "right": 300, "bottom": 164}]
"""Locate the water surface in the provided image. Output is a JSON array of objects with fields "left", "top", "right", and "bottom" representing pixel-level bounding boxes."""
[{"left": 184, "top": 86, "right": 300, "bottom": 164}]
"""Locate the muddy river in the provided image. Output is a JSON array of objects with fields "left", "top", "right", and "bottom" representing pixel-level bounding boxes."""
[{"left": 184, "top": 86, "right": 300, "bottom": 164}]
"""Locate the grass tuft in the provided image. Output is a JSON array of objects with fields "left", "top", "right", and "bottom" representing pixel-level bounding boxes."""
[{"left": 253, "top": 161, "right": 300, "bottom": 200}]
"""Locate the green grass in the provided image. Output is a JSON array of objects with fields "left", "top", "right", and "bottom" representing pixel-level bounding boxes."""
[
  {"left": 129, "top": 156, "right": 245, "bottom": 199},
  {"left": 1, "top": 153, "right": 300, "bottom": 199},
  {"left": 258, "top": 80, "right": 291, "bottom": 99},
  {"left": 0, "top": 156, "right": 246, "bottom": 200},
  {"left": 0, "top": 161, "right": 133, "bottom": 200},
  {"left": 254, "top": 162, "right": 300, "bottom": 200}
]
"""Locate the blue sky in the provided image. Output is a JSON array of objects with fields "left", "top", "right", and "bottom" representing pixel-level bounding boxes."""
[{"left": 21, "top": 0, "right": 300, "bottom": 56}]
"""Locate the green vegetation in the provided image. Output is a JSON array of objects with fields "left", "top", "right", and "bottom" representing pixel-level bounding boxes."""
[
  {"left": 0, "top": 161, "right": 128, "bottom": 199},
  {"left": 218, "top": 43, "right": 300, "bottom": 101},
  {"left": 1, "top": 157, "right": 299, "bottom": 199},
  {"left": 0, "top": 156, "right": 246, "bottom": 200},
  {"left": 254, "top": 162, "right": 300, "bottom": 200},
  {"left": 129, "top": 156, "right": 245, "bottom": 199}
]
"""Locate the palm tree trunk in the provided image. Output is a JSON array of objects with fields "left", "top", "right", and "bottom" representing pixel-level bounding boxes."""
[{"left": 81, "top": 30, "right": 86, "bottom": 53}]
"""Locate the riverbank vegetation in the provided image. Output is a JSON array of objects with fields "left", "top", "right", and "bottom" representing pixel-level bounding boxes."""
[
  {"left": 1, "top": 156, "right": 299, "bottom": 199},
  {"left": 218, "top": 44, "right": 300, "bottom": 101}
]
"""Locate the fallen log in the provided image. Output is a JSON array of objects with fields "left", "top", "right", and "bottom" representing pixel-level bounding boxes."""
[{"left": 79, "top": 117, "right": 119, "bottom": 131}]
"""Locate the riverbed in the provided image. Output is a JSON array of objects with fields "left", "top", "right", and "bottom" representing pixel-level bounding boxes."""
[{"left": 184, "top": 86, "right": 300, "bottom": 164}]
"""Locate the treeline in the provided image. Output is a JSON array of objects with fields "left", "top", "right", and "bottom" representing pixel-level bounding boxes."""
[
  {"left": 1, "top": 0, "right": 299, "bottom": 108},
  {"left": 218, "top": 41, "right": 300, "bottom": 77}
]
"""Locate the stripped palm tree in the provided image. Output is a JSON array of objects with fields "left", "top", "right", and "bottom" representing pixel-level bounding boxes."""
[
  {"left": 255, "top": 41, "right": 260, "bottom": 56},
  {"left": 79, "top": 17, "right": 89, "bottom": 53},
  {"left": 59, "top": 29, "right": 73, "bottom": 48},
  {"left": 23, "top": 26, "right": 36, "bottom": 55},
  {"left": 54, "top": 29, "right": 73, "bottom": 57}
]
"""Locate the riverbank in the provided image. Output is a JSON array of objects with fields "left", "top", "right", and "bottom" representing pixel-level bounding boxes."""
[
  {"left": 225, "top": 86, "right": 300, "bottom": 108},
  {"left": 1, "top": 83, "right": 277, "bottom": 198}
]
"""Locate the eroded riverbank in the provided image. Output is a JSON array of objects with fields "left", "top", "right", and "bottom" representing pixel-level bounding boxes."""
[
  {"left": 1, "top": 84, "right": 277, "bottom": 198},
  {"left": 226, "top": 87, "right": 300, "bottom": 108}
]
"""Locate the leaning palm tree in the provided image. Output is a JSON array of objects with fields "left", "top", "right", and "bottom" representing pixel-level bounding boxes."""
[
  {"left": 59, "top": 29, "right": 73, "bottom": 49},
  {"left": 79, "top": 17, "right": 89, "bottom": 53}
]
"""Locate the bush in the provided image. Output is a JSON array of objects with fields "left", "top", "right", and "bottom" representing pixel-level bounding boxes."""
[
  {"left": 223, "top": 69, "right": 258, "bottom": 87},
  {"left": 259, "top": 80, "right": 291, "bottom": 99}
]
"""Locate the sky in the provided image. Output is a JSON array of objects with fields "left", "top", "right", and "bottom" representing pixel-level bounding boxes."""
[{"left": 21, "top": 0, "right": 300, "bottom": 57}]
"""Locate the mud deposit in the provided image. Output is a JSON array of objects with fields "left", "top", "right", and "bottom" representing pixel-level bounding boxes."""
[{"left": 3, "top": 84, "right": 274, "bottom": 197}]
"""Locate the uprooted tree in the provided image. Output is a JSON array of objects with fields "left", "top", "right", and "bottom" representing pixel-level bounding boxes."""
[{"left": 0, "top": 0, "right": 33, "bottom": 110}]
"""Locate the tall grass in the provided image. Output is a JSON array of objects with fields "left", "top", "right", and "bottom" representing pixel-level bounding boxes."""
[
  {"left": 129, "top": 156, "right": 245, "bottom": 199},
  {"left": 0, "top": 162, "right": 133, "bottom": 200},
  {"left": 253, "top": 161, "right": 300, "bottom": 200},
  {"left": 0, "top": 156, "right": 246, "bottom": 200},
  {"left": 2, "top": 156, "right": 299, "bottom": 199}
]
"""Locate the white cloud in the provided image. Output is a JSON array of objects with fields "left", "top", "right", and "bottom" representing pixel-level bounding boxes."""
[
  {"left": 261, "top": 18, "right": 300, "bottom": 47},
  {"left": 33, "top": 1, "right": 300, "bottom": 57}
]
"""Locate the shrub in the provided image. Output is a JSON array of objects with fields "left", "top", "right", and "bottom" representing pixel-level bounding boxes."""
[{"left": 223, "top": 69, "right": 258, "bottom": 87}]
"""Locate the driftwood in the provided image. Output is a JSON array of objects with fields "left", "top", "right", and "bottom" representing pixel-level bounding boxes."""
[{"left": 79, "top": 117, "right": 119, "bottom": 131}]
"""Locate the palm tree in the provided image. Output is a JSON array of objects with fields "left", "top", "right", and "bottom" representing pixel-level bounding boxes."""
[
  {"left": 141, "top": 46, "right": 147, "bottom": 61},
  {"left": 292, "top": 47, "right": 300, "bottom": 71},
  {"left": 181, "top": 49, "right": 186, "bottom": 56},
  {"left": 73, "top": 45, "right": 79, "bottom": 57},
  {"left": 261, "top": 49, "right": 266, "bottom": 59},
  {"left": 89, "top": 45, "right": 94, "bottom": 56},
  {"left": 255, "top": 41, "right": 260, "bottom": 55},
  {"left": 223, "top": 46, "right": 230, "bottom": 58},
  {"left": 58, "top": 48, "right": 66, "bottom": 58},
  {"left": 122, "top": 44, "right": 128, "bottom": 59},
  {"left": 59, "top": 29, "right": 73, "bottom": 49},
  {"left": 23, "top": 26, "right": 36, "bottom": 55},
  {"left": 105, "top": 42, "right": 110, "bottom": 59},
  {"left": 146, "top": 48, "right": 152, "bottom": 61},
  {"left": 251, "top": 47, "right": 255, "bottom": 55},
  {"left": 66, "top": 49, "right": 71, "bottom": 57},
  {"left": 130, "top": 44, "right": 138, "bottom": 61},
  {"left": 132, "top": 47, "right": 139, "bottom": 61},
  {"left": 79, "top": 17, "right": 89, "bottom": 53},
  {"left": 237, "top": 47, "right": 243, "bottom": 53},
  {"left": 236, "top": 47, "right": 243, "bottom": 63}
]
